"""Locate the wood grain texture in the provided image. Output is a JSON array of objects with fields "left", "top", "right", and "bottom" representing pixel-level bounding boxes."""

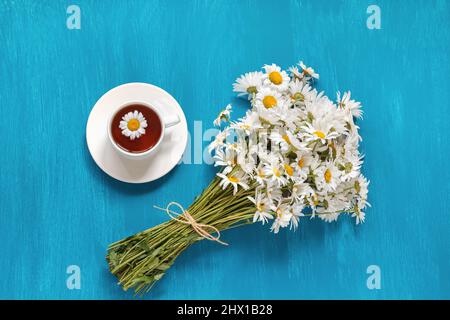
[{"left": 0, "top": 0, "right": 449, "bottom": 299}]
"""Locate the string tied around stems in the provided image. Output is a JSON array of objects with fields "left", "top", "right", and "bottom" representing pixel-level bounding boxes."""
[{"left": 153, "top": 202, "right": 228, "bottom": 246}]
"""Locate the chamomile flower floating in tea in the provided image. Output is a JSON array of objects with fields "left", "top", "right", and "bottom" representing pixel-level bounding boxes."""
[{"left": 119, "top": 110, "right": 148, "bottom": 140}]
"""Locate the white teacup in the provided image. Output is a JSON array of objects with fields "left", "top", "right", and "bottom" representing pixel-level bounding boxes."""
[{"left": 107, "top": 101, "right": 180, "bottom": 160}]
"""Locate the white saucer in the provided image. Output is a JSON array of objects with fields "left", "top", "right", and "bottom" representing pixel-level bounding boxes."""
[{"left": 86, "top": 83, "right": 188, "bottom": 183}]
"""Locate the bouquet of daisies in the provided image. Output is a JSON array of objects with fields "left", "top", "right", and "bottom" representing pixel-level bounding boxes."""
[{"left": 106, "top": 61, "right": 369, "bottom": 294}]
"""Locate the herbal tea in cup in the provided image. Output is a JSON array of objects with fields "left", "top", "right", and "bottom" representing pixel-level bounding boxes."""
[{"left": 108, "top": 102, "right": 180, "bottom": 159}]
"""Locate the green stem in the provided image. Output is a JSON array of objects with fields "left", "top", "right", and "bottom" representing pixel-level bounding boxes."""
[{"left": 106, "top": 177, "right": 256, "bottom": 295}]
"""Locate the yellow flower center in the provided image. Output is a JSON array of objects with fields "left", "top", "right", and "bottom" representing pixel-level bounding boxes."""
[
  {"left": 354, "top": 180, "right": 361, "bottom": 193},
  {"left": 273, "top": 167, "right": 281, "bottom": 177},
  {"left": 246, "top": 86, "right": 257, "bottom": 94},
  {"left": 324, "top": 169, "right": 332, "bottom": 183},
  {"left": 127, "top": 118, "right": 140, "bottom": 131},
  {"left": 276, "top": 208, "right": 282, "bottom": 217},
  {"left": 263, "top": 95, "right": 277, "bottom": 108},
  {"left": 268, "top": 71, "right": 283, "bottom": 85},
  {"left": 293, "top": 92, "right": 305, "bottom": 101},
  {"left": 312, "top": 194, "right": 319, "bottom": 206},
  {"left": 257, "top": 203, "right": 265, "bottom": 212},
  {"left": 282, "top": 134, "right": 291, "bottom": 145},
  {"left": 228, "top": 176, "right": 239, "bottom": 183},
  {"left": 298, "top": 157, "right": 305, "bottom": 168},
  {"left": 313, "top": 130, "right": 326, "bottom": 139},
  {"left": 284, "top": 164, "right": 294, "bottom": 176}
]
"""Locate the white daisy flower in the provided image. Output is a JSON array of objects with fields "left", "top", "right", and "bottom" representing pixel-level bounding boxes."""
[
  {"left": 265, "top": 186, "right": 283, "bottom": 203},
  {"left": 354, "top": 174, "right": 370, "bottom": 206},
  {"left": 233, "top": 71, "right": 264, "bottom": 98},
  {"left": 289, "top": 79, "right": 314, "bottom": 104},
  {"left": 213, "top": 147, "right": 237, "bottom": 175},
  {"left": 270, "top": 130, "right": 304, "bottom": 153},
  {"left": 119, "top": 110, "right": 148, "bottom": 140},
  {"left": 290, "top": 203, "right": 305, "bottom": 230},
  {"left": 302, "top": 120, "right": 340, "bottom": 144},
  {"left": 217, "top": 171, "right": 249, "bottom": 195},
  {"left": 352, "top": 176, "right": 370, "bottom": 225},
  {"left": 262, "top": 64, "right": 290, "bottom": 91},
  {"left": 261, "top": 159, "right": 287, "bottom": 187},
  {"left": 225, "top": 141, "right": 242, "bottom": 153},
  {"left": 345, "top": 124, "right": 362, "bottom": 144},
  {"left": 230, "top": 110, "right": 262, "bottom": 134},
  {"left": 282, "top": 160, "right": 296, "bottom": 179},
  {"left": 318, "top": 211, "right": 340, "bottom": 223},
  {"left": 298, "top": 61, "right": 319, "bottom": 80},
  {"left": 248, "top": 190, "right": 273, "bottom": 224},
  {"left": 239, "top": 157, "right": 257, "bottom": 175},
  {"left": 207, "top": 130, "right": 228, "bottom": 154},
  {"left": 306, "top": 192, "right": 321, "bottom": 216},
  {"left": 302, "top": 95, "right": 332, "bottom": 121},
  {"left": 292, "top": 152, "right": 314, "bottom": 177},
  {"left": 316, "top": 194, "right": 349, "bottom": 222},
  {"left": 234, "top": 139, "right": 257, "bottom": 174},
  {"left": 254, "top": 164, "right": 267, "bottom": 186},
  {"left": 315, "top": 162, "right": 341, "bottom": 192},
  {"left": 213, "top": 104, "right": 232, "bottom": 127},
  {"left": 266, "top": 101, "right": 301, "bottom": 131},
  {"left": 270, "top": 203, "right": 292, "bottom": 233},
  {"left": 352, "top": 209, "right": 366, "bottom": 225},
  {"left": 338, "top": 153, "right": 363, "bottom": 182},
  {"left": 291, "top": 182, "right": 313, "bottom": 203},
  {"left": 288, "top": 65, "right": 303, "bottom": 81},
  {"left": 254, "top": 87, "right": 285, "bottom": 110},
  {"left": 337, "top": 91, "right": 363, "bottom": 119},
  {"left": 256, "top": 107, "right": 282, "bottom": 126}
]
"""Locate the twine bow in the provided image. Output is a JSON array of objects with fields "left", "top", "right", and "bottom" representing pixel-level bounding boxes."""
[{"left": 153, "top": 202, "right": 228, "bottom": 246}]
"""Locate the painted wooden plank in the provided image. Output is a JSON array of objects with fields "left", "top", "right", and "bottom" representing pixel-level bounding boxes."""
[{"left": 0, "top": 0, "right": 449, "bottom": 299}]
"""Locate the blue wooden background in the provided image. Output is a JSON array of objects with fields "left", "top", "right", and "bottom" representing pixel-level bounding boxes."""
[{"left": 0, "top": 0, "right": 449, "bottom": 299}]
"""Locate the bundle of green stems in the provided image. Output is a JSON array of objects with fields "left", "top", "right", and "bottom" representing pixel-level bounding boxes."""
[{"left": 106, "top": 175, "right": 255, "bottom": 294}]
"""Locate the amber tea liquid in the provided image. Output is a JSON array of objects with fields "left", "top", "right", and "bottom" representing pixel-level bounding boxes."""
[{"left": 111, "top": 104, "right": 163, "bottom": 153}]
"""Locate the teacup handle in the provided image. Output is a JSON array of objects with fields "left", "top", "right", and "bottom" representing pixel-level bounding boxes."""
[{"left": 163, "top": 114, "right": 180, "bottom": 128}]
